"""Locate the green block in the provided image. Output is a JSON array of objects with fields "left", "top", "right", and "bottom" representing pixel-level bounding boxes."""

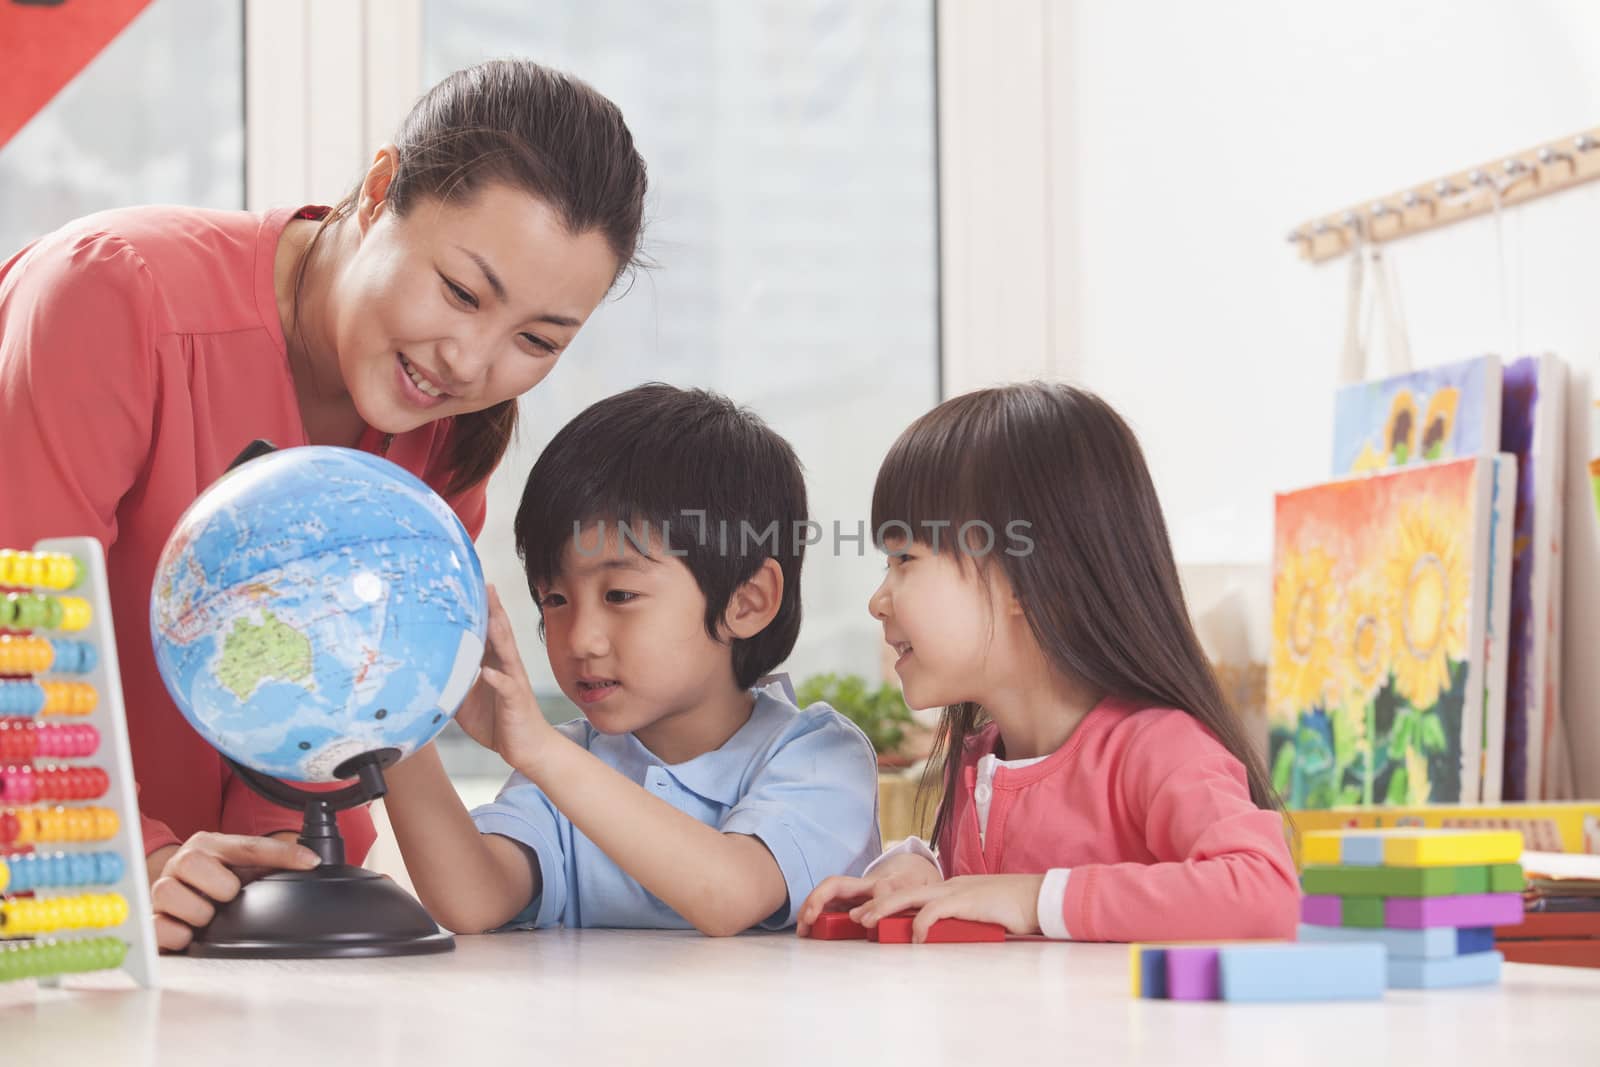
[
  {"left": 1489, "top": 864, "right": 1525, "bottom": 893},
  {"left": 1342, "top": 897, "right": 1385, "bottom": 928},
  {"left": 1301, "top": 864, "right": 1485, "bottom": 898}
]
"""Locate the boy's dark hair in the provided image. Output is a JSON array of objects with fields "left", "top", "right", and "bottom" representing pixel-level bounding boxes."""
[{"left": 514, "top": 383, "right": 807, "bottom": 690}]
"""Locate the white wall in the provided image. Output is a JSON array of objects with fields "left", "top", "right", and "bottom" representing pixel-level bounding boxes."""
[{"left": 939, "top": 0, "right": 1600, "bottom": 795}]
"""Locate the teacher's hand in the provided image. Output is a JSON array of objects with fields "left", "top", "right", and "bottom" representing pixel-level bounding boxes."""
[{"left": 147, "top": 832, "right": 320, "bottom": 952}]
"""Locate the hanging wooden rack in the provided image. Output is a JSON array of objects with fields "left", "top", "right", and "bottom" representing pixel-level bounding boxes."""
[{"left": 1287, "top": 125, "right": 1600, "bottom": 263}]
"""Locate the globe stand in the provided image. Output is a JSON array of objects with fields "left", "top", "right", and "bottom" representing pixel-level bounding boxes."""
[{"left": 187, "top": 750, "right": 455, "bottom": 959}]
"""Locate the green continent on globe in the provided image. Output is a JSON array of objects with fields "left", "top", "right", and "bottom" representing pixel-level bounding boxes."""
[{"left": 217, "top": 611, "right": 314, "bottom": 701}]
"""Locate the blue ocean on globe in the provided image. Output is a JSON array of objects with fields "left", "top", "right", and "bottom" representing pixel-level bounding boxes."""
[{"left": 150, "top": 446, "right": 488, "bottom": 782}]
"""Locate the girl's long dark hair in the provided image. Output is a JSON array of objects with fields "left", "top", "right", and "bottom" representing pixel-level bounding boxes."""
[
  {"left": 872, "top": 382, "right": 1282, "bottom": 847},
  {"left": 293, "top": 59, "right": 649, "bottom": 494}
]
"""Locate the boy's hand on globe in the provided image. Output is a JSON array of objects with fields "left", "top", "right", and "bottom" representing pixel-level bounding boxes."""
[{"left": 456, "top": 585, "right": 556, "bottom": 772}]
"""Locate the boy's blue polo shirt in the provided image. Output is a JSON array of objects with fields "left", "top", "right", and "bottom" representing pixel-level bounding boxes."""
[{"left": 470, "top": 683, "right": 882, "bottom": 930}]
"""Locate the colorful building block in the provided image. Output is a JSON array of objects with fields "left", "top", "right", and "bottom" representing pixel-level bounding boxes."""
[
  {"left": 1388, "top": 950, "right": 1503, "bottom": 989},
  {"left": 1166, "top": 947, "right": 1221, "bottom": 1000},
  {"left": 1487, "top": 864, "right": 1525, "bottom": 893},
  {"left": 1301, "top": 831, "right": 1345, "bottom": 866},
  {"left": 1342, "top": 897, "right": 1385, "bottom": 928},
  {"left": 921, "top": 918, "right": 1005, "bottom": 943},
  {"left": 1216, "top": 943, "right": 1386, "bottom": 1002},
  {"left": 1299, "top": 828, "right": 1523, "bottom": 868},
  {"left": 1340, "top": 834, "right": 1387, "bottom": 866},
  {"left": 1301, "top": 895, "right": 1342, "bottom": 925},
  {"left": 1379, "top": 830, "right": 1522, "bottom": 868},
  {"left": 1385, "top": 893, "right": 1524, "bottom": 930},
  {"left": 869, "top": 914, "right": 1005, "bottom": 944},
  {"left": 1298, "top": 923, "right": 1494, "bottom": 959},
  {"left": 1130, "top": 945, "right": 1168, "bottom": 998},
  {"left": 807, "top": 911, "right": 868, "bottom": 941},
  {"left": 1301, "top": 863, "right": 1486, "bottom": 897}
]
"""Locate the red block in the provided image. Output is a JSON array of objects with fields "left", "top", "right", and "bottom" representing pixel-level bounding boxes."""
[
  {"left": 808, "top": 911, "right": 868, "bottom": 941},
  {"left": 870, "top": 914, "right": 1005, "bottom": 944},
  {"left": 923, "top": 917, "right": 1006, "bottom": 944}
]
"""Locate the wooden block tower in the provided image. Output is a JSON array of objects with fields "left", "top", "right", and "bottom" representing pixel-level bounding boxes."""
[{"left": 1297, "top": 828, "right": 1523, "bottom": 988}]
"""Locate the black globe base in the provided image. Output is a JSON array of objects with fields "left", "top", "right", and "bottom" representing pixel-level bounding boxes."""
[
  {"left": 188, "top": 864, "right": 454, "bottom": 959},
  {"left": 187, "top": 749, "right": 454, "bottom": 959}
]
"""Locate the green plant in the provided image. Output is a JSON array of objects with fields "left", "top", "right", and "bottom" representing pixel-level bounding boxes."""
[{"left": 795, "top": 672, "right": 914, "bottom": 757}]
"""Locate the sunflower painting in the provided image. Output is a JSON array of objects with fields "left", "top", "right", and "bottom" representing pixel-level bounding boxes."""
[
  {"left": 1331, "top": 356, "right": 1501, "bottom": 476},
  {"left": 1269, "top": 456, "right": 1515, "bottom": 809}
]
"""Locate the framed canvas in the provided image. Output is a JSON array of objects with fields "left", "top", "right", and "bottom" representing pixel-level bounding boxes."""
[
  {"left": 1270, "top": 456, "right": 1515, "bottom": 808},
  {"left": 1332, "top": 357, "right": 1502, "bottom": 475}
]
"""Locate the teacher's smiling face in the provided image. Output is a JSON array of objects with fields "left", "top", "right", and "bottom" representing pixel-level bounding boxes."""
[{"left": 334, "top": 172, "right": 621, "bottom": 436}]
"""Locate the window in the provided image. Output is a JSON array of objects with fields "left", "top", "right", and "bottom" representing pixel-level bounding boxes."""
[
  {"left": 424, "top": 0, "right": 940, "bottom": 740},
  {"left": 0, "top": 0, "right": 243, "bottom": 257}
]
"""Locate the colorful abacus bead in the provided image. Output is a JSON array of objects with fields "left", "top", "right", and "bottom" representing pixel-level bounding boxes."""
[
  {"left": 4, "top": 594, "right": 50, "bottom": 630},
  {"left": 0, "top": 765, "right": 34, "bottom": 804},
  {"left": 40, "top": 681, "right": 96, "bottom": 716},
  {"left": 0, "top": 850, "right": 118, "bottom": 893},
  {"left": 0, "top": 681, "right": 45, "bottom": 716},
  {"left": 0, "top": 804, "right": 115, "bottom": 844},
  {"left": 46, "top": 638, "right": 97, "bottom": 674},
  {"left": 0, "top": 551, "right": 80, "bottom": 592},
  {"left": 43, "top": 555, "right": 82, "bottom": 591},
  {"left": 0, "top": 635, "right": 53, "bottom": 674},
  {"left": 35, "top": 723, "right": 98, "bottom": 758},
  {"left": 54, "top": 596, "right": 91, "bottom": 632},
  {"left": 0, "top": 719, "right": 37, "bottom": 760},
  {"left": 10, "top": 765, "right": 110, "bottom": 802},
  {"left": 0, "top": 852, "right": 121, "bottom": 895},
  {"left": 0, "top": 936, "right": 126, "bottom": 982},
  {"left": 1, "top": 892, "right": 128, "bottom": 936},
  {"left": 60, "top": 766, "right": 99, "bottom": 800}
]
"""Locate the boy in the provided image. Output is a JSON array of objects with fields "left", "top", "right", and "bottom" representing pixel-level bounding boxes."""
[{"left": 385, "top": 384, "right": 881, "bottom": 935}]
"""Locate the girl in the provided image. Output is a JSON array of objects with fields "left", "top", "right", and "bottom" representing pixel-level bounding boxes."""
[
  {"left": 797, "top": 382, "right": 1300, "bottom": 943},
  {"left": 0, "top": 59, "right": 647, "bottom": 950}
]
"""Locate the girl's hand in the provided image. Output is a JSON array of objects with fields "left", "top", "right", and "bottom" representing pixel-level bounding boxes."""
[
  {"left": 455, "top": 585, "right": 558, "bottom": 774},
  {"left": 795, "top": 851, "right": 943, "bottom": 936},
  {"left": 854, "top": 874, "right": 1045, "bottom": 942}
]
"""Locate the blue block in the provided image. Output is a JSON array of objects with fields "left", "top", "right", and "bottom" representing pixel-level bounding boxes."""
[
  {"left": 1137, "top": 947, "right": 1168, "bottom": 998},
  {"left": 1388, "top": 950, "right": 1502, "bottom": 989},
  {"left": 1297, "top": 923, "right": 1496, "bottom": 960},
  {"left": 1218, "top": 944, "right": 1387, "bottom": 1002},
  {"left": 1341, "top": 834, "right": 1387, "bottom": 866}
]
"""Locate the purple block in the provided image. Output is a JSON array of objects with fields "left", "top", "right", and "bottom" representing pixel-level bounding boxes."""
[
  {"left": 1166, "top": 947, "right": 1221, "bottom": 1001},
  {"left": 1384, "top": 893, "right": 1524, "bottom": 929},
  {"left": 1301, "top": 895, "right": 1342, "bottom": 926}
]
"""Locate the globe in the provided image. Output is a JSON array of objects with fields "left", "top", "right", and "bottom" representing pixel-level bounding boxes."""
[{"left": 150, "top": 446, "right": 488, "bottom": 783}]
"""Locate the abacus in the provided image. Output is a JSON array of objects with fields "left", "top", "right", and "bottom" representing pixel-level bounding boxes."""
[{"left": 0, "top": 538, "right": 157, "bottom": 989}]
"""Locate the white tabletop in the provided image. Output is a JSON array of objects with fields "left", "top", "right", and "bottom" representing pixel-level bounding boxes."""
[{"left": 9, "top": 929, "right": 1600, "bottom": 1066}]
